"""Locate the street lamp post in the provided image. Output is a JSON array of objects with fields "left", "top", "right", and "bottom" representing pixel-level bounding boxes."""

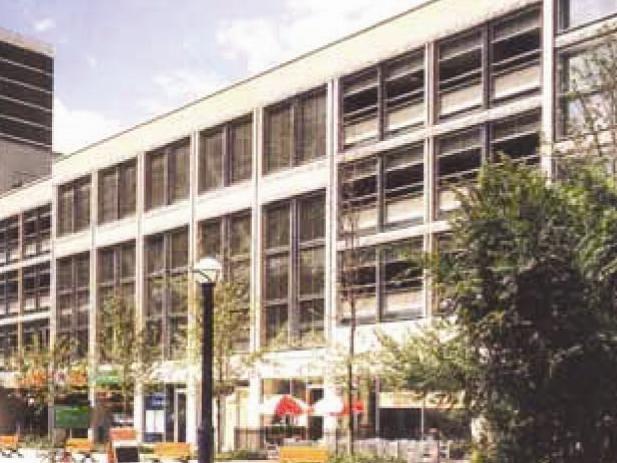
[{"left": 192, "top": 257, "right": 222, "bottom": 463}]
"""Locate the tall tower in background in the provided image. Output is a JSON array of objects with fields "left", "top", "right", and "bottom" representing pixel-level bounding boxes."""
[{"left": 0, "top": 27, "right": 52, "bottom": 193}]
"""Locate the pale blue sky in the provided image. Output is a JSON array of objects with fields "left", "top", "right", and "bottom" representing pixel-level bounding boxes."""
[{"left": 0, "top": 0, "right": 422, "bottom": 153}]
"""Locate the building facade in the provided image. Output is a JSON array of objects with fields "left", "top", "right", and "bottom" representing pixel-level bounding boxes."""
[
  {"left": 0, "top": 27, "right": 53, "bottom": 193},
  {"left": 0, "top": 0, "right": 613, "bottom": 448}
]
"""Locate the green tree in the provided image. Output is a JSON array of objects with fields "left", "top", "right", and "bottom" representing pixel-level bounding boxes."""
[
  {"left": 97, "top": 293, "right": 157, "bottom": 416},
  {"left": 380, "top": 157, "right": 617, "bottom": 462},
  {"left": 187, "top": 277, "right": 260, "bottom": 452}
]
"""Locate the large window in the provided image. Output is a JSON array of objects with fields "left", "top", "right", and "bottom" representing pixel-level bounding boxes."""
[
  {"left": 57, "top": 176, "right": 91, "bottom": 236},
  {"left": 145, "top": 228, "right": 188, "bottom": 359},
  {"left": 0, "top": 271, "right": 18, "bottom": 317},
  {"left": 146, "top": 139, "right": 190, "bottom": 210},
  {"left": 23, "top": 263, "right": 50, "bottom": 313},
  {"left": 263, "top": 193, "right": 325, "bottom": 348},
  {"left": 560, "top": 0, "right": 617, "bottom": 30},
  {"left": 199, "top": 211, "right": 251, "bottom": 350},
  {"left": 437, "top": 6, "right": 541, "bottom": 119},
  {"left": 98, "top": 242, "right": 135, "bottom": 362},
  {"left": 264, "top": 86, "right": 326, "bottom": 173},
  {"left": 0, "top": 216, "right": 19, "bottom": 265},
  {"left": 0, "top": 324, "right": 17, "bottom": 366},
  {"left": 23, "top": 205, "right": 51, "bottom": 257},
  {"left": 99, "top": 159, "right": 137, "bottom": 224},
  {"left": 339, "top": 239, "right": 423, "bottom": 323},
  {"left": 342, "top": 50, "right": 424, "bottom": 148},
  {"left": 339, "top": 144, "right": 424, "bottom": 236},
  {"left": 199, "top": 115, "right": 253, "bottom": 192},
  {"left": 56, "top": 253, "right": 90, "bottom": 356},
  {"left": 436, "top": 111, "right": 541, "bottom": 217},
  {"left": 557, "top": 44, "right": 616, "bottom": 137},
  {"left": 23, "top": 320, "right": 49, "bottom": 352},
  {"left": 436, "top": 128, "right": 483, "bottom": 216}
]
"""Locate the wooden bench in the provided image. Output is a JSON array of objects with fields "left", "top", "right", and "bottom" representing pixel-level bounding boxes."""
[
  {"left": 0, "top": 434, "right": 21, "bottom": 457},
  {"left": 279, "top": 446, "right": 328, "bottom": 463},
  {"left": 65, "top": 438, "right": 95, "bottom": 463},
  {"left": 151, "top": 442, "right": 192, "bottom": 463}
]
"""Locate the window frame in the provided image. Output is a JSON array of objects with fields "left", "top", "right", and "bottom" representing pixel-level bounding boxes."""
[
  {"left": 145, "top": 138, "right": 191, "bottom": 211},
  {"left": 98, "top": 159, "right": 137, "bottom": 224},
  {"left": 262, "top": 192, "right": 326, "bottom": 348},
  {"left": 338, "top": 238, "right": 424, "bottom": 325},
  {"left": 263, "top": 85, "right": 327, "bottom": 174},
  {"left": 340, "top": 49, "right": 425, "bottom": 150},
  {"left": 57, "top": 176, "right": 91, "bottom": 237},
  {"left": 55, "top": 252, "right": 90, "bottom": 356},
  {"left": 198, "top": 114, "right": 253, "bottom": 193},
  {"left": 144, "top": 227, "right": 189, "bottom": 360}
]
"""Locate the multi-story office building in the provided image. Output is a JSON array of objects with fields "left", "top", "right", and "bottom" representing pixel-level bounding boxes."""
[
  {"left": 0, "top": 0, "right": 613, "bottom": 449},
  {"left": 0, "top": 27, "right": 53, "bottom": 193}
]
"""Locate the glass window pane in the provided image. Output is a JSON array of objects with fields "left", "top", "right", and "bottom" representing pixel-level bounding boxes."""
[
  {"left": 200, "top": 128, "right": 224, "bottom": 191},
  {"left": 147, "top": 152, "right": 166, "bottom": 209},
  {"left": 170, "top": 141, "right": 190, "bottom": 202},
  {"left": 297, "top": 89, "right": 326, "bottom": 163},
  {"left": 147, "top": 235, "right": 165, "bottom": 274},
  {"left": 171, "top": 229, "right": 188, "bottom": 270},
  {"left": 299, "top": 247, "right": 324, "bottom": 296},
  {"left": 342, "top": 69, "right": 379, "bottom": 147},
  {"left": 265, "top": 103, "right": 292, "bottom": 173},
  {"left": 230, "top": 117, "right": 253, "bottom": 183},
  {"left": 265, "top": 204, "right": 290, "bottom": 249},
  {"left": 230, "top": 213, "right": 251, "bottom": 257},
  {"left": 99, "top": 168, "right": 117, "bottom": 223},
  {"left": 75, "top": 179, "right": 91, "bottom": 231},
  {"left": 561, "top": 0, "right": 617, "bottom": 29},
  {"left": 299, "top": 195, "right": 325, "bottom": 242},
  {"left": 200, "top": 219, "right": 222, "bottom": 260},
  {"left": 265, "top": 254, "right": 289, "bottom": 300},
  {"left": 385, "top": 51, "right": 425, "bottom": 134},
  {"left": 119, "top": 160, "right": 137, "bottom": 218}
]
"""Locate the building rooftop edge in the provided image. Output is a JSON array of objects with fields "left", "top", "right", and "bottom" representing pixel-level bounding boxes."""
[
  {"left": 54, "top": 0, "right": 434, "bottom": 162},
  {"left": 0, "top": 174, "right": 51, "bottom": 201},
  {"left": 0, "top": 26, "right": 54, "bottom": 57}
]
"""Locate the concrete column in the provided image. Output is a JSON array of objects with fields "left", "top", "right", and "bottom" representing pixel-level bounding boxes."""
[
  {"left": 88, "top": 172, "right": 98, "bottom": 441},
  {"left": 186, "top": 130, "right": 199, "bottom": 446},
  {"left": 541, "top": 0, "right": 556, "bottom": 178},
  {"left": 133, "top": 151, "right": 146, "bottom": 441},
  {"left": 247, "top": 107, "right": 263, "bottom": 433}
]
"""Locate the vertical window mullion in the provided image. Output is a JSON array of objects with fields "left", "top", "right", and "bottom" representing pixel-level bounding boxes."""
[
  {"left": 376, "top": 246, "right": 383, "bottom": 322},
  {"left": 377, "top": 155, "right": 385, "bottom": 232},
  {"left": 482, "top": 25, "right": 490, "bottom": 110},
  {"left": 223, "top": 124, "right": 230, "bottom": 187},
  {"left": 290, "top": 100, "right": 297, "bottom": 168},
  {"left": 164, "top": 150, "right": 171, "bottom": 206},
  {"left": 288, "top": 200, "right": 296, "bottom": 343},
  {"left": 377, "top": 65, "right": 385, "bottom": 141}
]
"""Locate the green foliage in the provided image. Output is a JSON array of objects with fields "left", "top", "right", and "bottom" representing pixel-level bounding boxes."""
[
  {"left": 380, "top": 156, "right": 617, "bottom": 462},
  {"left": 215, "top": 449, "right": 268, "bottom": 460},
  {"left": 327, "top": 453, "right": 405, "bottom": 463},
  {"left": 97, "top": 292, "right": 157, "bottom": 413}
]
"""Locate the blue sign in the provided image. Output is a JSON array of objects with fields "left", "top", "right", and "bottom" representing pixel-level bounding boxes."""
[{"left": 145, "top": 393, "right": 166, "bottom": 410}]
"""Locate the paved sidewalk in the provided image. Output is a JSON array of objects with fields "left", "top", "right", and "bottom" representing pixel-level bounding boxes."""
[{"left": 1, "top": 450, "right": 270, "bottom": 463}]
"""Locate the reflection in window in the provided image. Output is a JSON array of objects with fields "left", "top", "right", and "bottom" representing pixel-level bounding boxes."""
[
  {"left": 263, "top": 193, "right": 325, "bottom": 348},
  {"left": 340, "top": 144, "right": 424, "bottom": 235},
  {"left": 560, "top": 0, "right": 617, "bottom": 29},
  {"left": 342, "top": 50, "right": 424, "bottom": 148}
]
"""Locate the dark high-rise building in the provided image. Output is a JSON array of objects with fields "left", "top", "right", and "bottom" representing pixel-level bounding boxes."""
[{"left": 0, "top": 27, "right": 52, "bottom": 193}]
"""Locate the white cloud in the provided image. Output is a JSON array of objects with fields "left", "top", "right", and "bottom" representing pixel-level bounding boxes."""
[
  {"left": 86, "top": 55, "right": 98, "bottom": 69},
  {"left": 137, "top": 68, "right": 225, "bottom": 116},
  {"left": 216, "top": 0, "right": 426, "bottom": 74},
  {"left": 33, "top": 17, "right": 56, "bottom": 33},
  {"left": 53, "top": 98, "right": 121, "bottom": 155}
]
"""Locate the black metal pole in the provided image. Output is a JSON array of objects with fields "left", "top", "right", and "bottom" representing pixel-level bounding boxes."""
[{"left": 199, "top": 282, "right": 214, "bottom": 463}]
